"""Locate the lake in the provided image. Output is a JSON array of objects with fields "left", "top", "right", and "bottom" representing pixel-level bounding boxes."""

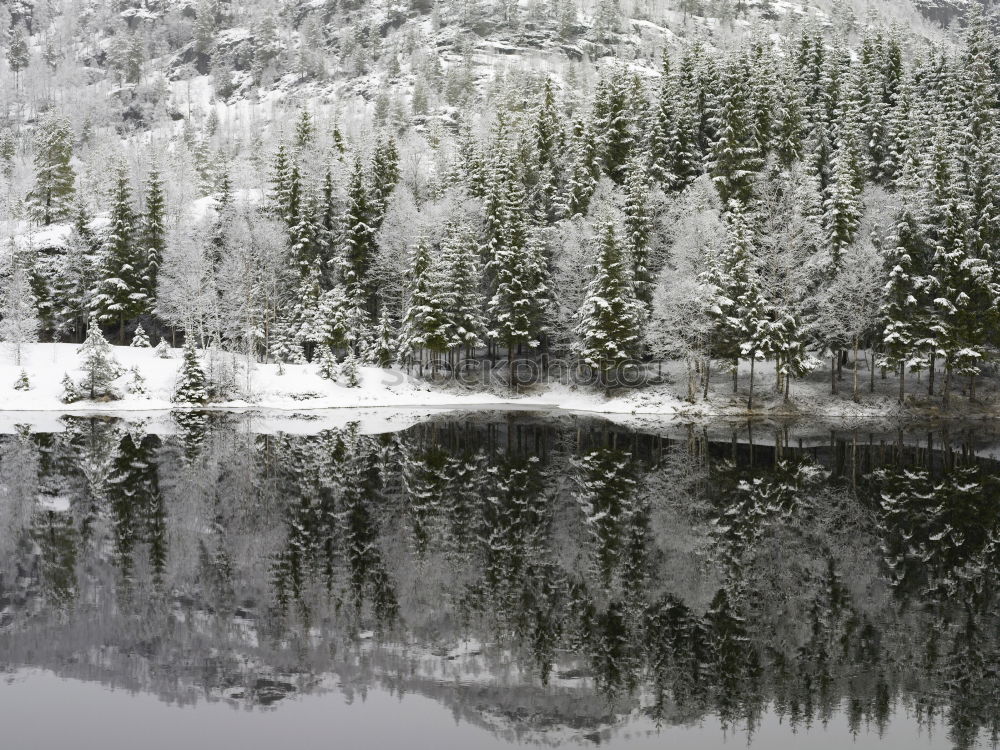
[{"left": 0, "top": 411, "right": 997, "bottom": 750}]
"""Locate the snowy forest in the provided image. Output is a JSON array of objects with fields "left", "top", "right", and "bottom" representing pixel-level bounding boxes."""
[{"left": 1, "top": 0, "right": 1000, "bottom": 410}]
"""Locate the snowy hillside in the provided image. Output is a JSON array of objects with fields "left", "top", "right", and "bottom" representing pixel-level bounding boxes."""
[{"left": 2, "top": 0, "right": 1000, "bottom": 416}]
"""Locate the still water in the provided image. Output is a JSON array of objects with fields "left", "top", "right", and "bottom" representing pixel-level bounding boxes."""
[{"left": 0, "top": 411, "right": 998, "bottom": 749}]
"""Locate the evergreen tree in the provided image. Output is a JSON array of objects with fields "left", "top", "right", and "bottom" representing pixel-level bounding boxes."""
[
  {"left": 138, "top": 168, "right": 166, "bottom": 314},
  {"left": 131, "top": 323, "right": 151, "bottom": 347},
  {"left": 173, "top": 341, "right": 208, "bottom": 404},
  {"left": 317, "top": 343, "right": 340, "bottom": 380},
  {"left": 342, "top": 348, "right": 361, "bottom": 387},
  {"left": 557, "top": 118, "right": 599, "bottom": 218},
  {"left": 0, "top": 264, "right": 40, "bottom": 366},
  {"left": 6, "top": 25, "right": 28, "bottom": 87},
  {"left": 824, "top": 143, "right": 863, "bottom": 267},
  {"left": 294, "top": 109, "right": 314, "bottom": 149},
  {"left": 342, "top": 157, "right": 377, "bottom": 305},
  {"left": 488, "top": 229, "right": 550, "bottom": 369},
  {"left": 709, "top": 61, "right": 761, "bottom": 206},
  {"left": 574, "top": 220, "right": 645, "bottom": 388},
  {"left": 371, "top": 137, "right": 400, "bottom": 229},
  {"left": 880, "top": 212, "right": 927, "bottom": 402},
  {"left": 927, "top": 201, "right": 996, "bottom": 406},
  {"left": 399, "top": 237, "right": 451, "bottom": 369},
  {"left": 93, "top": 163, "right": 143, "bottom": 343},
  {"left": 441, "top": 221, "right": 486, "bottom": 357},
  {"left": 271, "top": 143, "right": 300, "bottom": 227},
  {"left": 535, "top": 77, "right": 563, "bottom": 169},
  {"left": 367, "top": 308, "right": 397, "bottom": 367},
  {"left": 27, "top": 114, "right": 76, "bottom": 225},
  {"left": 703, "top": 205, "right": 759, "bottom": 390},
  {"left": 623, "top": 161, "right": 653, "bottom": 307},
  {"left": 592, "top": 66, "right": 640, "bottom": 184},
  {"left": 75, "top": 314, "right": 123, "bottom": 400}
]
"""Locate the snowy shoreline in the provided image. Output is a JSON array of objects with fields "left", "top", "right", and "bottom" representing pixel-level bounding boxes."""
[{"left": 3, "top": 343, "right": 1000, "bottom": 422}]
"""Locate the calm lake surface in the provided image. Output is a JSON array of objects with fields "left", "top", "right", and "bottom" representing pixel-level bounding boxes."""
[{"left": 1, "top": 411, "right": 998, "bottom": 750}]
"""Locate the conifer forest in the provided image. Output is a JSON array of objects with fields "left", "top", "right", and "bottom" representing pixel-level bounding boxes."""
[{"left": 3, "top": 0, "right": 1000, "bottom": 749}]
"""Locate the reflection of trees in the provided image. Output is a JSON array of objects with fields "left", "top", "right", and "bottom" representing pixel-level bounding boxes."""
[
  {"left": 106, "top": 433, "right": 163, "bottom": 584},
  {"left": 3, "top": 418, "right": 1000, "bottom": 747},
  {"left": 269, "top": 426, "right": 398, "bottom": 634},
  {"left": 877, "top": 464, "right": 1000, "bottom": 606}
]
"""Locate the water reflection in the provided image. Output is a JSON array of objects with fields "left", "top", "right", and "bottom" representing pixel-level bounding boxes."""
[{"left": 1, "top": 413, "right": 999, "bottom": 749}]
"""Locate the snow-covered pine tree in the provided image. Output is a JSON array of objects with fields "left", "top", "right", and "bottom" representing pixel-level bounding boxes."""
[
  {"left": 702, "top": 203, "right": 758, "bottom": 392},
  {"left": 13, "top": 369, "right": 30, "bottom": 391},
  {"left": 367, "top": 308, "right": 397, "bottom": 367},
  {"left": 880, "top": 211, "right": 927, "bottom": 402},
  {"left": 735, "top": 257, "right": 775, "bottom": 412},
  {"left": 126, "top": 366, "right": 147, "bottom": 395},
  {"left": 709, "top": 59, "right": 761, "bottom": 207},
  {"left": 294, "top": 108, "right": 314, "bottom": 149},
  {"left": 823, "top": 141, "right": 863, "bottom": 268},
  {"left": 6, "top": 25, "right": 28, "bottom": 88},
  {"left": 773, "top": 62, "right": 806, "bottom": 167},
  {"left": 623, "top": 160, "right": 653, "bottom": 307},
  {"left": 317, "top": 344, "right": 340, "bottom": 381},
  {"left": 441, "top": 220, "right": 486, "bottom": 360},
  {"left": 93, "top": 162, "right": 143, "bottom": 343},
  {"left": 592, "top": 66, "right": 640, "bottom": 184},
  {"left": 0, "top": 264, "right": 40, "bottom": 366},
  {"left": 26, "top": 113, "right": 75, "bottom": 226},
  {"left": 927, "top": 201, "right": 996, "bottom": 406},
  {"left": 371, "top": 137, "right": 400, "bottom": 229},
  {"left": 271, "top": 143, "right": 299, "bottom": 228},
  {"left": 342, "top": 347, "right": 361, "bottom": 387},
  {"left": 289, "top": 189, "right": 321, "bottom": 275},
  {"left": 342, "top": 156, "right": 377, "bottom": 305},
  {"left": 574, "top": 219, "right": 644, "bottom": 390},
  {"left": 138, "top": 168, "right": 166, "bottom": 314},
  {"left": 343, "top": 282, "right": 373, "bottom": 356},
  {"left": 556, "top": 118, "right": 600, "bottom": 219},
  {"left": 399, "top": 237, "right": 451, "bottom": 373},
  {"left": 131, "top": 323, "right": 151, "bottom": 347},
  {"left": 649, "top": 53, "right": 675, "bottom": 186},
  {"left": 76, "top": 314, "right": 123, "bottom": 400},
  {"left": 155, "top": 339, "right": 171, "bottom": 358},
  {"left": 535, "top": 77, "right": 563, "bottom": 171},
  {"left": 173, "top": 341, "right": 209, "bottom": 404},
  {"left": 488, "top": 228, "right": 550, "bottom": 379}
]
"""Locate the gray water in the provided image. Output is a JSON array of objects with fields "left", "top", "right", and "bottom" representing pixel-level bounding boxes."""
[{"left": 1, "top": 411, "right": 997, "bottom": 749}]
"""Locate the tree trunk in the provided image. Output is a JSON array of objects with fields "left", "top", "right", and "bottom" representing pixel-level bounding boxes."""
[
  {"left": 775, "top": 356, "right": 782, "bottom": 395},
  {"left": 508, "top": 346, "right": 513, "bottom": 388},
  {"left": 928, "top": 352, "right": 935, "bottom": 395},
  {"left": 732, "top": 359, "right": 738, "bottom": 394},
  {"left": 748, "top": 357, "right": 755, "bottom": 412},
  {"left": 970, "top": 374, "right": 976, "bottom": 402},
  {"left": 870, "top": 346, "right": 876, "bottom": 393},
  {"left": 943, "top": 364, "right": 951, "bottom": 409},
  {"left": 852, "top": 336, "right": 859, "bottom": 402},
  {"left": 831, "top": 356, "right": 837, "bottom": 394},
  {"left": 686, "top": 357, "right": 695, "bottom": 402},
  {"left": 784, "top": 368, "right": 791, "bottom": 401},
  {"left": 837, "top": 349, "right": 843, "bottom": 381},
  {"left": 119, "top": 314, "right": 125, "bottom": 345},
  {"left": 703, "top": 358, "right": 710, "bottom": 400},
  {"left": 899, "top": 363, "right": 905, "bottom": 404}
]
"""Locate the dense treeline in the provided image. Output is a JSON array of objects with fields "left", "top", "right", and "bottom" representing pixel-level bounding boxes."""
[{"left": 5, "top": 8, "right": 1000, "bottom": 407}]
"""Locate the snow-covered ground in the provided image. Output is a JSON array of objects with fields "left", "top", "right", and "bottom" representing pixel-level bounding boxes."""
[
  {"left": 0, "top": 342, "right": 688, "bottom": 416},
  {"left": 0, "top": 343, "right": 995, "bottom": 422}
]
